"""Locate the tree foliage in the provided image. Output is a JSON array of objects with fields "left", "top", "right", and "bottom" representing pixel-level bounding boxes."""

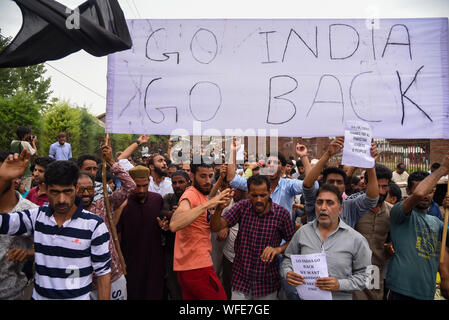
[
  {"left": 0, "top": 92, "right": 42, "bottom": 151},
  {"left": 0, "top": 34, "right": 52, "bottom": 107},
  {"left": 41, "top": 101, "right": 82, "bottom": 156}
]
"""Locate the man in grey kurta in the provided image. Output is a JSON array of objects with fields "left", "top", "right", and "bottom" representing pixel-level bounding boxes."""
[{"left": 281, "top": 184, "right": 372, "bottom": 300}]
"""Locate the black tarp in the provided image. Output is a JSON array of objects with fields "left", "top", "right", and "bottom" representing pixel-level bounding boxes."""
[{"left": 0, "top": 0, "right": 132, "bottom": 68}]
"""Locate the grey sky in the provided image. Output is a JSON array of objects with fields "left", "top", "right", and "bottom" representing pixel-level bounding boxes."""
[{"left": 0, "top": 0, "right": 448, "bottom": 116}]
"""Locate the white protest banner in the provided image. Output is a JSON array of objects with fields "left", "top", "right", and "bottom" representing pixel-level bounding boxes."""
[
  {"left": 342, "top": 120, "right": 375, "bottom": 168},
  {"left": 107, "top": 18, "right": 449, "bottom": 138},
  {"left": 291, "top": 252, "right": 332, "bottom": 300}
]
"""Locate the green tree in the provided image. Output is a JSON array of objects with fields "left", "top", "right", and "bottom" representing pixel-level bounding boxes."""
[
  {"left": 0, "top": 32, "right": 53, "bottom": 151},
  {"left": 41, "top": 101, "right": 82, "bottom": 157},
  {"left": 79, "top": 107, "right": 105, "bottom": 156},
  {"left": 0, "top": 34, "right": 52, "bottom": 107},
  {"left": 0, "top": 92, "right": 42, "bottom": 151}
]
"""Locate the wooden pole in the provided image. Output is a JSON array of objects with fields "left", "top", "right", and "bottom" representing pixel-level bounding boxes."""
[
  {"left": 440, "top": 180, "right": 449, "bottom": 264},
  {"left": 102, "top": 134, "right": 127, "bottom": 275}
]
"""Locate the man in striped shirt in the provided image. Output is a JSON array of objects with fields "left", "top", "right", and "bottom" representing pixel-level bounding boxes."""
[{"left": 0, "top": 149, "right": 111, "bottom": 300}]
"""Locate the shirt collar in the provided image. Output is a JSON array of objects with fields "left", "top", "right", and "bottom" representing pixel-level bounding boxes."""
[{"left": 312, "top": 216, "right": 351, "bottom": 231}]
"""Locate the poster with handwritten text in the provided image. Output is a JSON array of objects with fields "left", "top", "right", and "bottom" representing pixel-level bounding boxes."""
[{"left": 107, "top": 18, "right": 449, "bottom": 138}]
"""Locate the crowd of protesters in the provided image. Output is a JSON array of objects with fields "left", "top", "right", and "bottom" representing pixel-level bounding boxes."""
[{"left": 0, "top": 126, "right": 448, "bottom": 300}]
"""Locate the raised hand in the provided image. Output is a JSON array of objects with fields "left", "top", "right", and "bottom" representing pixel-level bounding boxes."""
[
  {"left": 327, "top": 137, "right": 344, "bottom": 157},
  {"left": 370, "top": 142, "right": 379, "bottom": 162},
  {"left": 296, "top": 143, "right": 308, "bottom": 158},
  {"left": 138, "top": 134, "right": 150, "bottom": 145},
  {"left": 0, "top": 148, "right": 30, "bottom": 182},
  {"left": 101, "top": 144, "right": 114, "bottom": 165}
]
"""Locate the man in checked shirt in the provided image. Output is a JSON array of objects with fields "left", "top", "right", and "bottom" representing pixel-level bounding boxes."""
[{"left": 210, "top": 174, "right": 296, "bottom": 300}]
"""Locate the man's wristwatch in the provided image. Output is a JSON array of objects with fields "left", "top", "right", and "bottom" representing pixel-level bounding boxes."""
[{"left": 133, "top": 140, "right": 141, "bottom": 146}]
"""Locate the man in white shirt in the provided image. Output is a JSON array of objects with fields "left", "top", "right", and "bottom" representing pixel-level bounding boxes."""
[
  {"left": 148, "top": 154, "right": 174, "bottom": 197},
  {"left": 392, "top": 162, "right": 409, "bottom": 184}
]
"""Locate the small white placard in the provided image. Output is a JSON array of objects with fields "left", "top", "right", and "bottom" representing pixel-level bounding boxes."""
[
  {"left": 342, "top": 120, "right": 374, "bottom": 168},
  {"left": 291, "top": 252, "right": 333, "bottom": 300}
]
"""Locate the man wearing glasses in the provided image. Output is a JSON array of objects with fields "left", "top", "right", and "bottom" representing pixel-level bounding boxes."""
[{"left": 76, "top": 144, "right": 136, "bottom": 300}]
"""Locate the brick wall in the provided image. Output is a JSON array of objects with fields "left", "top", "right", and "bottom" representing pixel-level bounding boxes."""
[{"left": 430, "top": 139, "right": 449, "bottom": 166}]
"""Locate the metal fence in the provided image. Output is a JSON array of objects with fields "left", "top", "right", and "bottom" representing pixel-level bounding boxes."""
[{"left": 375, "top": 138, "right": 430, "bottom": 173}]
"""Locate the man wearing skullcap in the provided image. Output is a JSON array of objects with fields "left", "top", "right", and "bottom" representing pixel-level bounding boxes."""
[{"left": 117, "top": 165, "right": 166, "bottom": 299}]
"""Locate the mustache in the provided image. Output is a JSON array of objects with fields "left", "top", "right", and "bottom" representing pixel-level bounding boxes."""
[
  {"left": 56, "top": 203, "right": 69, "bottom": 207},
  {"left": 318, "top": 211, "right": 329, "bottom": 217}
]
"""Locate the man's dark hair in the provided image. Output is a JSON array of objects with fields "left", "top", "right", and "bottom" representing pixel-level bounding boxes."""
[
  {"left": 45, "top": 161, "right": 80, "bottom": 187},
  {"left": 407, "top": 171, "right": 430, "bottom": 190},
  {"left": 364, "top": 164, "right": 392, "bottom": 183},
  {"left": 95, "top": 167, "right": 113, "bottom": 183},
  {"left": 190, "top": 162, "right": 214, "bottom": 174},
  {"left": 296, "top": 159, "right": 303, "bottom": 168},
  {"left": 267, "top": 152, "right": 287, "bottom": 167},
  {"left": 148, "top": 153, "right": 165, "bottom": 167},
  {"left": 388, "top": 182, "right": 402, "bottom": 203},
  {"left": 169, "top": 163, "right": 179, "bottom": 169},
  {"left": 397, "top": 162, "right": 405, "bottom": 169},
  {"left": 33, "top": 157, "right": 56, "bottom": 170},
  {"left": 322, "top": 167, "right": 347, "bottom": 183},
  {"left": 58, "top": 132, "right": 67, "bottom": 138},
  {"left": 16, "top": 126, "right": 31, "bottom": 140},
  {"left": 77, "top": 154, "right": 100, "bottom": 168},
  {"left": 247, "top": 174, "right": 270, "bottom": 192},
  {"left": 431, "top": 162, "right": 441, "bottom": 170},
  {"left": 0, "top": 151, "right": 12, "bottom": 163},
  {"left": 316, "top": 183, "right": 343, "bottom": 204},
  {"left": 79, "top": 171, "right": 95, "bottom": 185},
  {"left": 171, "top": 170, "right": 191, "bottom": 182}
]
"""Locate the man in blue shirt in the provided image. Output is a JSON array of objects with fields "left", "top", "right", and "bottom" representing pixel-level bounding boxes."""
[{"left": 48, "top": 132, "right": 72, "bottom": 160}]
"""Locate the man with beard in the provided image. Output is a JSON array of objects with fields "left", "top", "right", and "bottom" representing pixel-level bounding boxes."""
[
  {"left": 117, "top": 165, "right": 166, "bottom": 299},
  {"left": 0, "top": 151, "right": 37, "bottom": 300},
  {"left": 26, "top": 156, "right": 55, "bottom": 206},
  {"left": 281, "top": 184, "right": 372, "bottom": 300},
  {"left": 210, "top": 174, "right": 296, "bottom": 300},
  {"left": 76, "top": 144, "right": 136, "bottom": 300},
  {"left": 353, "top": 164, "right": 393, "bottom": 300},
  {"left": 386, "top": 155, "right": 449, "bottom": 300},
  {"left": 148, "top": 154, "right": 174, "bottom": 197},
  {"left": 160, "top": 170, "right": 191, "bottom": 300},
  {"left": 169, "top": 162, "right": 233, "bottom": 300},
  {"left": 0, "top": 150, "right": 111, "bottom": 300}
]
